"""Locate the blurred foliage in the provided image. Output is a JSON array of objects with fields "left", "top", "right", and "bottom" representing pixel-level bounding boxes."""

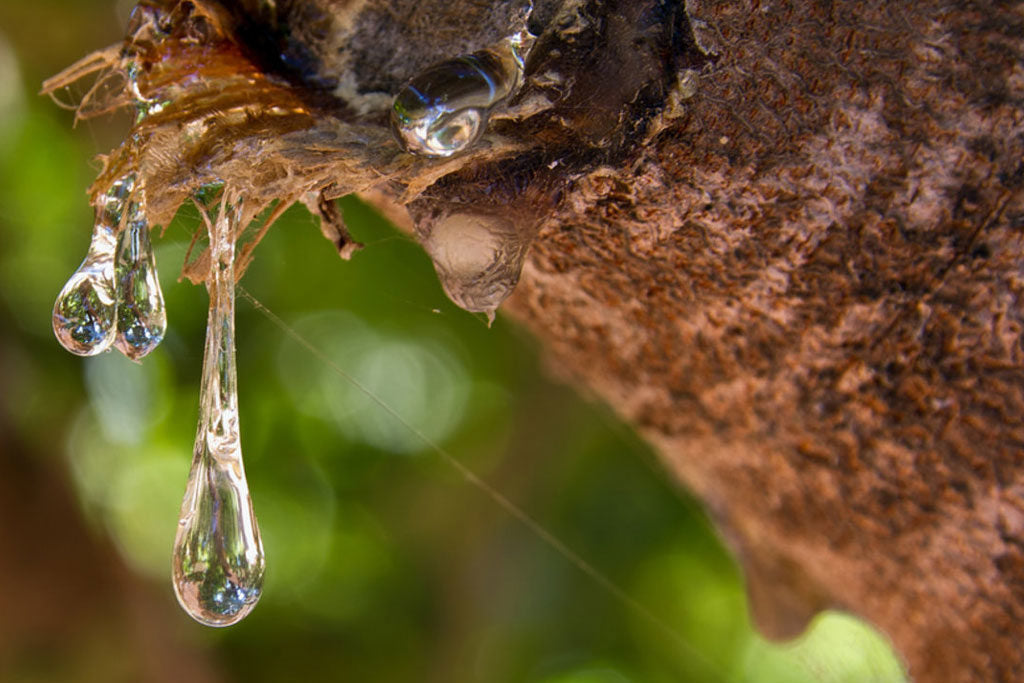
[{"left": 0, "top": 2, "right": 907, "bottom": 681}]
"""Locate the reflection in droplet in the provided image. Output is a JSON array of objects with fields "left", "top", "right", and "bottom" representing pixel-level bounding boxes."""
[
  {"left": 101, "top": 173, "right": 135, "bottom": 227},
  {"left": 52, "top": 175, "right": 135, "bottom": 356},
  {"left": 391, "top": 36, "right": 528, "bottom": 157},
  {"left": 172, "top": 195, "right": 264, "bottom": 627},
  {"left": 114, "top": 199, "right": 166, "bottom": 360}
]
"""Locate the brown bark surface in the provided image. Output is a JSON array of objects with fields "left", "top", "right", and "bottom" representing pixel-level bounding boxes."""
[
  {"left": 48, "top": 1, "right": 1024, "bottom": 680},
  {"left": 498, "top": 3, "right": 1024, "bottom": 682}
]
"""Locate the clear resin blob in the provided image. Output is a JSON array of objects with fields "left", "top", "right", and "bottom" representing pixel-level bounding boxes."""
[
  {"left": 172, "top": 195, "right": 265, "bottom": 627},
  {"left": 113, "top": 198, "right": 166, "bottom": 360},
  {"left": 391, "top": 35, "right": 529, "bottom": 157},
  {"left": 52, "top": 175, "right": 135, "bottom": 356}
]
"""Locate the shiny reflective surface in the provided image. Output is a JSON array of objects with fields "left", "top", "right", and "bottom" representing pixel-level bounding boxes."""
[
  {"left": 52, "top": 176, "right": 135, "bottom": 356},
  {"left": 391, "top": 49, "right": 519, "bottom": 157},
  {"left": 172, "top": 195, "right": 264, "bottom": 627},
  {"left": 113, "top": 200, "right": 166, "bottom": 360}
]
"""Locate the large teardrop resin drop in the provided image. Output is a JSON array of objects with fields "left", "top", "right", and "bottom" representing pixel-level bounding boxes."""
[
  {"left": 172, "top": 197, "right": 264, "bottom": 627},
  {"left": 114, "top": 202, "right": 166, "bottom": 360}
]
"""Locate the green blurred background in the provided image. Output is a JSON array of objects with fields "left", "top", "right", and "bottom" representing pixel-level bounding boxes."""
[{"left": 0, "top": 2, "right": 907, "bottom": 681}]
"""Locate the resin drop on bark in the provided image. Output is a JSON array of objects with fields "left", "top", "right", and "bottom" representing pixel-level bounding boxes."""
[
  {"left": 421, "top": 212, "right": 531, "bottom": 322},
  {"left": 391, "top": 32, "right": 531, "bottom": 157}
]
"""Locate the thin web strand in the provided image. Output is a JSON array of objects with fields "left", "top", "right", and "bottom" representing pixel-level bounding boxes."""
[{"left": 238, "top": 286, "right": 735, "bottom": 683}]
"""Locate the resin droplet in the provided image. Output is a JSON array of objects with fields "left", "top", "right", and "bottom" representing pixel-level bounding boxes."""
[
  {"left": 391, "top": 44, "right": 524, "bottom": 158},
  {"left": 421, "top": 212, "right": 531, "bottom": 322},
  {"left": 114, "top": 201, "right": 166, "bottom": 360},
  {"left": 52, "top": 176, "right": 135, "bottom": 356},
  {"left": 172, "top": 196, "right": 264, "bottom": 627}
]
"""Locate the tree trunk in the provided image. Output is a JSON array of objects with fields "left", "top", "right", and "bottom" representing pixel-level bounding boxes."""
[{"left": 48, "top": 1, "right": 1024, "bottom": 680}]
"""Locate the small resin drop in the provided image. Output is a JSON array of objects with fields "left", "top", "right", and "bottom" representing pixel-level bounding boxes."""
[
  {"left": 421, "top": 212, "right": 531, "bottom": 322},
  {"left": 114, "top": 200, "right": 166, "bottom": 360},
  {"left": 391, "top": 43, "right": 524, "bottom": 157},
  {"left": 172, "top": 196, "right": 264, "bottom": 627},
  {"left": 52, "top": 176, "right": 135, "bottom": 356}
]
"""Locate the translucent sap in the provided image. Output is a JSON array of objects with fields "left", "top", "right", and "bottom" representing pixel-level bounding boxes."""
[
  {"left": 113, "top": 201, "right": 166, "bottom": 360},
  {"left": 172, "top": 197, "right": 264, "bottom": 627},
  {"left": 52, "top": 175, "right": 135, "bottom": 356}
]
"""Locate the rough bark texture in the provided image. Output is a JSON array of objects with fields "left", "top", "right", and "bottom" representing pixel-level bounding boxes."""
[
  {"left": 48, "top": 1, "right": 1024, "bottom": 681},
  {"left": 501, "top": 3, "right": 1024, "bottom": 682}
]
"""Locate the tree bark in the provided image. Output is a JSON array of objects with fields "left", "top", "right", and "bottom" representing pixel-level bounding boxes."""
[
  {"left": 49, "top": 1, "right": 1024, "bottom": 680},
  {"left": 497, "top": 4, "right": 1024, "bottom": 682}
]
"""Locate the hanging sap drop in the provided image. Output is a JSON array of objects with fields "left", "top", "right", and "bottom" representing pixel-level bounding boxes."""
[
  {"left": 52, "top": 176, "right": 135, "bottom": 356},
  {"left": 421, "top": 212, "right": 531, "bottom": 323},
  {"left": 52, "top": 225, "right": 117, "bottom": 355},
  {"left": 391, "top": 46, "right": 523, "bottom": 158},
  {"left": 172, "top": 196, "right": 264, "bottom": 627},
  {"left": 114, "top": 201, "right": 166, "bottom": 360},
  {"left": 172, "top": 430, "right": 264, "bottom": 627}
]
